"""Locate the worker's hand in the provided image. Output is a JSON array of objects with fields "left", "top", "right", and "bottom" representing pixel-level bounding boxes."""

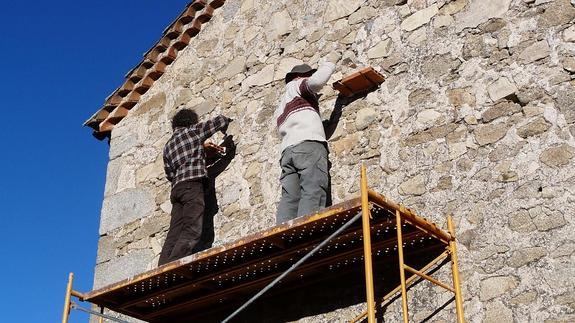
[
  {"left": 221, "top": 116, "right": 233, "bottom": 133},
  {"left": 326, "top": 50, "right": 342, "bottom": 64}
]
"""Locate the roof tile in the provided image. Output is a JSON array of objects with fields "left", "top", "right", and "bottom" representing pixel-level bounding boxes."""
[
  {"left": 108, "top": 106, "right": 130, "bottom": 120},
  {"left": 190, "top": 0, "right": 207, "bottom": 10},
  {"left": 179, "top": 5, "right": 198, "bottom": 25},
  {"left": 332, "top": 67, "right": 385, "bottom": 97},
  {"left": 99, "top": 120, "right": 115, "bottom": 133},
  {"left": 127, "top": 65, "right": 148, "bottom": 83},
  {"left": 210, "top": 0, "right": 225, "bottom": 9},
  {"left": 148, "top": 61, "right": 168, "bottom": 80},
  {"left": 197, "top": 5, "right": 215, "bottom": 23},
  {"left": 173, "top": 33, "right": 192, "bottom": 51},
  {"left": 117, "top": 80, "right": 135, "bottom": 97},
  {"left": 159, "top": 46, "right": 178, "bottom": 64},
  {"left": 105, "top": 92, "right": 124, "bottom": 106},
  {"left": 134, "top": 76, "right": 155, "bottom": 95},
  {"left": 166, "top": 20, "right": 185, "bottom": 39},
  {"left": 145, "top": 47, "right": 164, "bottom": 64},
  {"left": 184, "top": 19, "right": 203, "bottom": 37},
  {"left": 85, "top": 0, "right": 226, "bottom": 137},
  {"left": 119, "top": 98, "right": 139, "bottom": 110}
]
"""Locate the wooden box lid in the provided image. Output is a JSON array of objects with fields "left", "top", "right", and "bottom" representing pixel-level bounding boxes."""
[{"left": 332, "top": 66, "right": 385, "bottom": 97}]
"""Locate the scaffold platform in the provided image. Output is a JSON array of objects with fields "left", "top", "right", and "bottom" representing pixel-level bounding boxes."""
[{"left": 63, "top": 166, "right": 465, "bottom": 323}]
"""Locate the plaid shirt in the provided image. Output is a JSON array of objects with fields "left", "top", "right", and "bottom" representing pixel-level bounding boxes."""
[{"left": 163, "top": 115, "right": 229, "bottom": 186}]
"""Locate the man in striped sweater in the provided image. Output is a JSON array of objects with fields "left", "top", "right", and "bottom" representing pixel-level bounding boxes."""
[{"left": 274, "top": 55, "right": 339, "bottom": 224}]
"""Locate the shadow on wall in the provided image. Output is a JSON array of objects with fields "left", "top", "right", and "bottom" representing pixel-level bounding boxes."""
[
  {"left": 323, "top": 93, "right": 370, "bottom": 207},
  {"left": 193, "top": 135, "right": 237, "bottom": 253},
  {"left": 324, "top": 93, "right": 364, "bottom": 141}
]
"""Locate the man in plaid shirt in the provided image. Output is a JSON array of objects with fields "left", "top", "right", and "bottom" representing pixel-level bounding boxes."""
[{"left": 159, "top": 109, "right": 231, "bottom": 265}]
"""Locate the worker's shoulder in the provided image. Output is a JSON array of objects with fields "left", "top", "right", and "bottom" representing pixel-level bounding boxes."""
[
  {"left": 284, "top": 78, "right": 305, "bottom": 93},
  {"left": 292, "top": 78, "right": 306, "bottom": 86},
  {"left": 166, "top": 128, "right": 193, "bottom": 144}
]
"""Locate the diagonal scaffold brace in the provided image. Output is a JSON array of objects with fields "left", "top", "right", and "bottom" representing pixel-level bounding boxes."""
[
  {"left": 222, "top": 164, "right": 377, "bottom": 323},
  {"left": 221, "top": 213, "right": 363, "bottom": 322}
]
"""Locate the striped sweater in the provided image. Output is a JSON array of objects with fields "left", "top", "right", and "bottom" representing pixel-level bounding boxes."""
[{"left": 274, "top": 61, "right": 336, "bottom": 152}]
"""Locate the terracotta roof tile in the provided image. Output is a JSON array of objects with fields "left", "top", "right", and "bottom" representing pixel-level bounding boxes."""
[
  {"left": 148, "top": 61, "right": 168, "bottom": 80},
  {"left": 184, "top": 19, "right": 203, "bottom": 37},
  {"left": 117, "top": 80, "right": 135, "bottom": 97},
  {"left": 103, "top": 102, "right": 117, "bottom": 113},
  {"left": 134, "top": 75, "right": 155, "bottom": 95},
  {"left": 98, "top": 107, "right": 129, "bottom": 134},
  {"left": 109, "top": 106, "right": 130, "bottom": 120},
  {"left": 190, "top": 0, "right": 207, "bottom": 10},
  {"left": 127, "top": 64, "right": 148, "bottom": 83},
  {"left": 173, "top": 32, "right": 192, "bottom": 50},
  {"left": 118, "top": 97, "right": 139, "bottom": 110},
  {"left": 175, "top": 20, "right": 203, "bottom": 50},
  {"left": 178, "top": 4, "right": 199, "bottom": 25},
  {"left": 141, "top": 37, "right": 171, "bottom": 65},
  {"left": 88, "top": 110, "right": 110, "bottom": 129},
  {"left": 84, "top": 0, "right": 227, "bottom": 138},
  {"left": 99, "top": 121, "right": 115, "bottom": 133},
  {"left": 332, "top": 67, "right": 385, "bottom": 97},
  {"left": 163, "top": 46, "right": 178, "bottom": 63},
  {"left": 210, "top": 0, "right": 225, "bottom": 9},
  {"left": 105, "top": 91, "right": 124, "bottom": 107},
  {"left": 145, "top": 47, "right": 164, "bottom": 64},
  {"left": 157, "top": 36, "right": 172, "bottom": 50},
  {"left": 166, "top": 20, "right": 185, "bottom": 40},
  {"left": 197, "top": 5, "right": 214, "bottom": 23}
]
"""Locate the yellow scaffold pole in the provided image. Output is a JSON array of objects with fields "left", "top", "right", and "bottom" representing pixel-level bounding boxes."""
[
  {"left": 447, "top": 215, "right": 465, "bottom": 323},
  {"left": 360, "top": 164, "right": 376, "bottom": 323},
  {"left": 396, "top": 209, "right": 409, "bottom": 323},
  {"left": 62, "top": 272, "right": 74, "bottom": 323}
]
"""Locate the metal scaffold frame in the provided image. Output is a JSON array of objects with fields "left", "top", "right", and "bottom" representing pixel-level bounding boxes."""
[
  {"left": 62, "top": 165, "right": 466, "bottom": 323},
  {"left": 350, "top": 165, "right": 465, "bottom": 323}
]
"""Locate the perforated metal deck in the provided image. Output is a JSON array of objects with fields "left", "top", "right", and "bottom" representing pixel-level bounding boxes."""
[{"left": 82, "top": 191, "right": 452, "bottom": 322}]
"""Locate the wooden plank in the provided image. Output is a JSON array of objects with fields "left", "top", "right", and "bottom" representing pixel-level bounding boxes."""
[
  {"left": 144, "top": 231, "right": 438, "bottom": 320},
  {"left": 84, "top": 199, "right": 362, "bottom": 301},
  {"left": 117, "top": 217, "right": 391, "bottom": 310}
]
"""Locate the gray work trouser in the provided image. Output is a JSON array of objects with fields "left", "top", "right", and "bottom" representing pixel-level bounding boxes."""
[{"left": 276, "top": 141, "right": 329, "bottom": 224}]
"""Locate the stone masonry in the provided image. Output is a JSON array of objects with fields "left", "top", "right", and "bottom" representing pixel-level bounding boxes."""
[{"left": 92, "top": 0, "right": 575, "bottom": 322}]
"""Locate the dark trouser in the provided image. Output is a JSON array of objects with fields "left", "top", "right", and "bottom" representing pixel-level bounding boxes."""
[
  {"left": 195, "top": 177, "right": 217, "bottom": 252},
  {"left": 276, "top": 141, "right": 330, "bottom": 224},
  {"left": 158, "top": 179, "right": 205, "bottom": 265}
]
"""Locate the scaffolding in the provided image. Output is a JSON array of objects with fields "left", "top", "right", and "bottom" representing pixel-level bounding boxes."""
[{"left": 62, "top": 165, "right": 465, "bottom": 322}]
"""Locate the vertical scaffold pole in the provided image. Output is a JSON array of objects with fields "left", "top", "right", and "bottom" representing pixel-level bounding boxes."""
[
  {"left": 447, "top": 215, "right": 465, "bottom": 323},
  {"left": 99, "top": 306, "right": 105, "bottom": 323},
  {"left": 360, "top": 164, "right": 376, "bottom": 323},
  {"left": 395, "top": 210, "right": 409, "bottom": 323},
  {"left": 62, "top": 272, "right": 74, "bottom": 323}
]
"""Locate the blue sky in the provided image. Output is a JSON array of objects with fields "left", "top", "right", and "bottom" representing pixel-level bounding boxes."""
[{"left": 0, "top": 1, "right": 189, "bottom": 321}]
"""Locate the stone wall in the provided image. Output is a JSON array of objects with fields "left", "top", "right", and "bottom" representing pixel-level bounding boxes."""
[{"left": 93, "top": 0, "right": 575, "bottom": 322}]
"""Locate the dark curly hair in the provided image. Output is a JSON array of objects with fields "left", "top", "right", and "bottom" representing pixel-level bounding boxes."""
[{"left": 172, "top": 109, "right": 198, "bottom": 129}]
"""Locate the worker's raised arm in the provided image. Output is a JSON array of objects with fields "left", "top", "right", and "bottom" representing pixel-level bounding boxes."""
[
  {"left": 196, "top": 115, "right": 231, "bottom": 142},
  {"left": 306, "top": 60, "right": 336, "bottom": 93}
]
